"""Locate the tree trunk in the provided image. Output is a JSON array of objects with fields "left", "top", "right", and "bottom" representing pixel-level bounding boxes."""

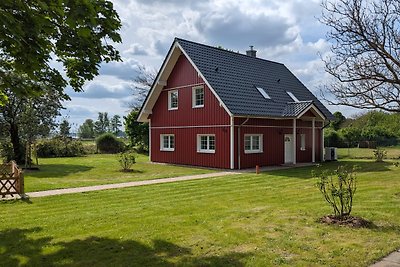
[{"left": 9, "top": 122, "right": 23, "bottom": 163}]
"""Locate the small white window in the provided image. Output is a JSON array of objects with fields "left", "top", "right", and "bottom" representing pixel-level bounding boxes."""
[
  {"left": 300, "top": 134, "right": 306, "bottom": 151},
  {"left": 287, "top": 91, "right": 300, "bottom": 102},
  {"left": 192, "top": 86, "right": 204, "bottom": 108},
  {"left": 197, "top": 134, "right": 215, "bottom": 153},
  {"left": 256, "top": 87, "right": 271, "bottom": 99},
  {"left": 168, "top": 90, "right": 178, "bottom": 110},
  {"left": 244, "top": 134, "right": 263, "bottom": 153},
  {"left": 160, "top": 134, "right": 175, "bottom": 151}
]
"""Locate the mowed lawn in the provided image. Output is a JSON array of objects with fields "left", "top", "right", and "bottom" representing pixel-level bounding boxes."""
[
  {"left": 1, "top": 160, "right": 399, "bottom": 266},
  {"left": 24, "top": 154, "right": 215, "bottom": 192},
  {"left": 338, "top": 146, "right": 400, "bottom": 159}
]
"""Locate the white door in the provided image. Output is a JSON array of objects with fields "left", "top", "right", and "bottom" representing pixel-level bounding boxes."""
[{"left": 284, "top": 134, "right": 294, "bottom": 163}]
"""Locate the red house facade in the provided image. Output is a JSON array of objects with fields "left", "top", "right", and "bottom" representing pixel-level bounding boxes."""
[{"left": 138, "top": 38, "right": 333, "bottom": 169}]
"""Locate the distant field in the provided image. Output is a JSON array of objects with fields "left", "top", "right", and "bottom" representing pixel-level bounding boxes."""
[
  {"left": 23, "top": 154, "right": 215, "bottom": 192},
  {"left": 338, "top": 147, "right": 400, "bottom": 159}
]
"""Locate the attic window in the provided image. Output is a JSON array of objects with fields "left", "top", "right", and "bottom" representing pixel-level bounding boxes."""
[
  {"left": 286, "top": 91, "right": 299, "bottom": 102},
  {"left": 256, "top": 87, "right": 271, "bottom": 99}
]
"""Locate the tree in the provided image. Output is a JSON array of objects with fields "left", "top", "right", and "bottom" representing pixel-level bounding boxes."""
[
  {"left": 94, "top": 112, "right": 110, "bottom": 136},
  {"left": 124, "top": 109, "right": 149, "bottom": 152},
  {"left": 110, "top": 115, "right": 122, "bottom": 135},
  {"left": 130, "top": 64, "right": 157, "bottom": 109},
  {"left": 0, "top": 88, "right": 67, "bottom": 163},
  {"left": 321, "top": 0, "right": 400, "bottom": 112},
  {"left": 78, "top": 119, "right": 95, "bottom": 139},
  {"left": 59, "top": 119, "right": 71, "bottom": 138},
  {"left": 0, "top": 0, "right": 122, "bottom": 104},
  {"left": 331, "top": 111, "right": 346, "bottom": 130}
]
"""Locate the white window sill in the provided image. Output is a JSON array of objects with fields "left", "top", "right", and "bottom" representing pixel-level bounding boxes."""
[
  {"left": 160, "top": 148, "right": 175, "bottom": 152},
  {"left": 300, "top": 148, "right": 306, "bottom": 151},
  {"left": 168, "top": 107, "right": 178, "bottom": 111},
  {"left": 197, "top": 150, "right": 215, "bottom": 154},
  {"left": 192, "top": 105, "right": 204, "bottom": 109}
]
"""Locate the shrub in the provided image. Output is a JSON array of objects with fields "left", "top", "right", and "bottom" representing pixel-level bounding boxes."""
[
  {"left": 36, "top": 138, "right": 85, "bottom": 157},
  {"left": 0, "top": 139, "right": 14, "bottom": 162},
  {"left": 373, "top": 147, "right": 387, "bottom": 162},
  {"left": 313, "top": 165, "right": 357, "bottom": 218},
  {"left": 118, "top": 151, "right": 136, "bottom": 171},
  {"left": 96, "top": 133, "right": 125, "bottom": 154}
]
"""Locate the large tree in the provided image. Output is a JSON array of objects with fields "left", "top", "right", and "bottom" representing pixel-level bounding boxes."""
[
  {"left": 321, "top": 0, "right": 400, "bottom": 112},
  {"left": 94, "top": 112, "right": 110, "bottom": 136},
  {"left": 130, "top": 64, "right": 157, "bottom": 109},
  {"left": 0, "top": 87, "right": 68, "bottom": 163},
  {"left": 78, "top": 119, "right": 95, "bottom": 139},
  {"left": 0, "top": 0, "right": 122, "bottom": 104},
  {"left": 110, "top": 114, "right": 122, "bottom": 135}
]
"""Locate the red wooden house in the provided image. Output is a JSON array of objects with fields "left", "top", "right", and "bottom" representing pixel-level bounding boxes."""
[{"left": 138, "top": 38, "right": 334, "bottom": 169}]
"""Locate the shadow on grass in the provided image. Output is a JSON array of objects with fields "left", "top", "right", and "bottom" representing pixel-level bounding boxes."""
[
  {"left": 24, "top": 164, "right": 93, "bottom": 178},
  {"left": 268, "top": 160, "right": 395, "bottom": 179},
  {"left": 0, "top": 228, "right": 249, "bottom": 266}
]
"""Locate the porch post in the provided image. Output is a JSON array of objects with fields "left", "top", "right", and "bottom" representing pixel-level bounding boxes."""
[
  {"left": 230, "top": 116, "right": 235, "bottom": 169},
  {"left": 321, "top": 125, "right": 325, "bottom": 162},
  {"left": 312, "top": 118, "right": 315, "bottom": 163},
  {"left": 293, "top": 118, "right": 296, "bottom": 165}
]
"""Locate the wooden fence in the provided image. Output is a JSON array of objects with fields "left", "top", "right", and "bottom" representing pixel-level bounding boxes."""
[{"left": 0, "top": 161, "right": 24, "bottom": 198}]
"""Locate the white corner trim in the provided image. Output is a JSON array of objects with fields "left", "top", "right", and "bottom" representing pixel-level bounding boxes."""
[{"left": 230, "top": 116, "right": 235, "bottom": 169}]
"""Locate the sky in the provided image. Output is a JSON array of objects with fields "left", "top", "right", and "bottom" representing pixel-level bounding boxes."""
[{"left": 60, "top": 0, "right": 359, "bottom": 132}]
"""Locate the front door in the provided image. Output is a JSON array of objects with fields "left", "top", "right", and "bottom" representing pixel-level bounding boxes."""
[{"left": 284, "top": 134, "right": 294, "bottom": 164}]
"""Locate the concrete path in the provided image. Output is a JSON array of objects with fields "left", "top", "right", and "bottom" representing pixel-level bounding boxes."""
[
  {"left": 371, "top": 249, "right": 400, "bottom": 267},
  {"left": 27, "top": 171, "right": 239, "bottom": 198}
]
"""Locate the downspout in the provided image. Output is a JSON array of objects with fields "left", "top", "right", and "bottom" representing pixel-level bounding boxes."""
[{"left": 238, "top": 117, "right": 250, "bottom": 170}]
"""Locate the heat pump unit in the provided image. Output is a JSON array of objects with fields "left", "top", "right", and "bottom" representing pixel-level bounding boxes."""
[{"left": 324, "top": 147, "right": 338, "bottom": 161}]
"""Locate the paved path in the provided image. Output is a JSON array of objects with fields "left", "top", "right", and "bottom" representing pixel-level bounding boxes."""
[
  {"left": 371, "top": 249, "right": 400, "bottom": 267},
  {"left": 27, "top": 171, "right": 239, "bottom": 198}
]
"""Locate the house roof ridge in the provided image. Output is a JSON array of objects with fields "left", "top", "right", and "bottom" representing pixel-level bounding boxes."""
[{"left": 174, "top": 37, "right": 285, "bottom": 66}]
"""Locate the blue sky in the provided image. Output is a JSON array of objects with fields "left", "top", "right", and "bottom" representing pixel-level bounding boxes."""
[{"left": 60, "top": 0, "right": 359, "bottom": 131}]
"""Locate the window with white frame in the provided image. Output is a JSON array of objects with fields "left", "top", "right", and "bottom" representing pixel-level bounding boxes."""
[
  {"left": 286, "top": 91, "right": 300, "bottom": 102},
  {"left": 192, "top": 86, "right": 204, "bottom": 108},
  {"left": 160, "top": 134, "right": 175, "bottom": 151},
  {"left": 244, "top": 134, "right": 263, "bottom": 153},
  {"left": 168, "top": 90, "right": 178, "bottom": 110},
  {"left": 197, "top": 134, "right": 215, "bottom": 153},
  {"left": 300, "top": 134, "right": 306, "bottom": 151}
]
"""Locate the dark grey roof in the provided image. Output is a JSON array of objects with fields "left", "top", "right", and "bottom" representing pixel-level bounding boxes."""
[
  {"left": 282, "top": 101, "right": 313, "bottom": 117},
  {"left": 176, "top": 38, "right": 334, "bottom": 120}
]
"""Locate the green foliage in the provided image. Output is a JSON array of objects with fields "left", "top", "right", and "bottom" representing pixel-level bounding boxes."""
[
  {"left": 78, "top": 119, "right": 95, "bottom": 139},
  {"left": 331, "top": 111, "right": 346, "bottom": 130},
  {"left": 373, "top": 147, "right": 387, "bottom": 162},
  {"left": 36, "top": 138, "right": 85, "bottom": 158},
  {"left": 0, "top": 0, "right": 122, "bottom": 102},
  {"left": 117, "top": 151, "right": 136, "bottom": 171},
  {"left": 96, "top": 133, "right": 125, "bottom": 154},
  {"left": 94, "top": 112, "right": 110, "bottom": 136},
  {"left": 314, "top": 165, "right": 357, "bottom": 218},
  {"left": 124, "top": 109, "right": 149, "bottom": 152},
  {"left": 0, "top": 139, "right": 13, "bottom": 162},
  {"left": 59, "top": 119, "right": 71, "bottom": 138},
  {"left": 324, "top": 128, "right": 343, "bottom": 147},
  {"left": 110, "top": 115, "right": 122, "bottom": 135}
]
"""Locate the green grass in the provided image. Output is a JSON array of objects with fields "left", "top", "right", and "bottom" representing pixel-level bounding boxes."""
[
  {"left": 1, "top": 159, "right": 400, "bottom": 266},
  {"left": 338, "top": 146, "right": 400, "bottom": 159},
  {"left": 24, "top": 154, "right": 215, "bottom": 192}
]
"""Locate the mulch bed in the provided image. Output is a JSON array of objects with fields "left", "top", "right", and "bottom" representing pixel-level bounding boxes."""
[{"left": 318, "top": 215, "right": 374, "bottom": 228}]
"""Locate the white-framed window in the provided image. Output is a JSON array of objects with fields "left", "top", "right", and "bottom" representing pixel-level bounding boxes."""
[
  {"left": 168, "top": 90, "right": 178, "bottom": 110},
  {"left": 160, "top": 134, "right": 175, "bottom": 151},
  {"left": 244, "top": 134, "right": 263, "bottom": 153},
  {"left": 286, "top": 91, "right": 300, "bottom": 102},
  {"left": 192, "top": 86, "right": 204, "bottom": 108},
  {"left": 256, "top": 87, "right": 271, "bottom": 99},
  {"left": 300, "top": 134, "right": 306, "bottom": 151},
  {"left": 197, "top": 134, "right": 215, "bottom": 153}
]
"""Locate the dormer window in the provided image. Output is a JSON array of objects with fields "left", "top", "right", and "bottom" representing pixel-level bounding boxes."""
[
  {"left": 286, "top": 91, "right": 299, "bottom": 102},
  {"left": 256, "top": 87, "right": 271, "bottom": 99},
  {"left": 168, "top": 90, "right": 178, "bottom": 110}
]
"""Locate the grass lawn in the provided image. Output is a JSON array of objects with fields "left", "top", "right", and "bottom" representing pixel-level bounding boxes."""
[
  {"left": 338, "top": 146, "right": 400, "bottom": 160},
  {"left": 1, "top": 159, "right": 399, "bottom": 266},
  {"left": 24, "top": 154, "right": 215, "bottom": 192}
]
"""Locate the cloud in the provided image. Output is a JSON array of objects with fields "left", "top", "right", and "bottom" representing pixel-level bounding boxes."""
[
  {"left": 124, "top": 43, "right": 150, "bottom": 56},
  {"left": 99, "top": 58, "right": 141, "bottom": 81},
  {"left": 69, "top": 78, "right": 132, "bottom": 100}
]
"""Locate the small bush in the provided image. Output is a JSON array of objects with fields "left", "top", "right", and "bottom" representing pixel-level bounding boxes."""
[
  {"left": 36, "top": 138, "right": 86, "bottom": 157},
  {"left": 313, "top": 165, "right": 357, "bottom": 218},
  {"left": 373, "top": 147, "right": 387, "bottom": 162},
  {"left": 96, "top": 133, "right": 125, "bottom": 154},
  {"left": 118, "top": 151, "right": 136, "bottom": 171}
]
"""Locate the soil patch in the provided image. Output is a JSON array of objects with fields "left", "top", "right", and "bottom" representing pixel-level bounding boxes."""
[{"left": 319, "top": 215, "right": 374, "bottom": 228}]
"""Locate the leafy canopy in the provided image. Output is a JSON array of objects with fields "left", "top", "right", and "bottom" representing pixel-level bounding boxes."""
[{"left": 0, "top": 0, "right": 122, "bottom": 103}]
